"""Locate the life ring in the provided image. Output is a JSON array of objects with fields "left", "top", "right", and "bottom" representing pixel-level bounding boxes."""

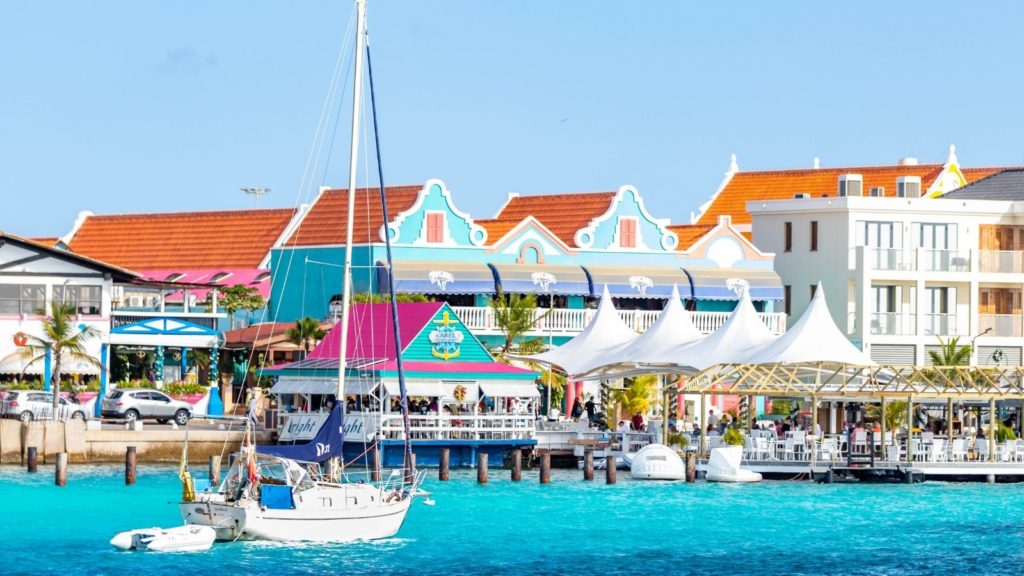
[{"left": 12, "top": 332, "right": 28, "bottom": 347}]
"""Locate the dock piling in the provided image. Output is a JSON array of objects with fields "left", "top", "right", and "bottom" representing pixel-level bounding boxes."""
[
  {"left": 583, "top": 449, "right": 594, "bottom": 481},
  {"left": 477, "top": 453, "right": 488, "bottom": 484},
  {"left": 606, "top": 456, "right": 617, "bottom": 484},
  {"left": 208, "top": 455, "right": 221, "bottom": 486},
  {"left": 685, "top": 452, "right": 696, "bottom": 482},
  {"left": 439, "top": 448, "right": 450, "bottom": 481},
  {"left": 26, "top": 446, "right": 38, "bottom": 473},
  {"left": 539, "top": 453, "right": 551, "bottom": 484},
  {"left": 125, "top": 446, "right": 137, "bottom": 486},
  {"left": 55, "top": 453, "right": 67, "bottom": 487},
  {"left": 371, "top": 445, "right": 382, "bottom": 482},
  {"left": 510, "top": 448, "right": 522, "bottom": 481}
]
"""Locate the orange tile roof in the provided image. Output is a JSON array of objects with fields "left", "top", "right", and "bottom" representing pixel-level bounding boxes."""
[
  {"left": 488, "top": 191, "right": 616, "bottom": 246},
  {"left": 476, "top": 219, "right": 519, "bottom": 243},
  {"left": 30, "top": 237, "right": 60, "bottom": 247},
  {"left": 666, "top": 224, "right": 715, "bottom": 251},
  {"left": 696, "top": 163, "right": 1011, "bottom": 227},
  {"left": 69, "top": 208, "right": 297, "bottom": 269},
  {"left": 284, "top": 186, "right": 422, "bottom": 247}
]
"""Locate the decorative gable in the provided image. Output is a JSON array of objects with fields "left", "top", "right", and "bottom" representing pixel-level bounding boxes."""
[
  {"left": 680, "top": 215, "right": 773, "bottom": 265},
  {"left": 485, "top": 216, "right": 573, "bottom": 261},
  {"left": 573, "top": 185, "right": 678, "bottom": 251},
  {"left": 383, "top": 179, "right": 487, "bottom": 247},
  {"left": 401, "top": 304, "right": 494, "bottom": 362}
]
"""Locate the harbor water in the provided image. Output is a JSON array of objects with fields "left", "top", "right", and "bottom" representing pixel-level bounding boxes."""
[{"left": 2, "top": 464, "right": 1023, "bottom": 575}]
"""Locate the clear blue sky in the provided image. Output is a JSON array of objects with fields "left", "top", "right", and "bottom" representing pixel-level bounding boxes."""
[{"left": 3, "top": 1, "right": 1023, "bottom": 237}]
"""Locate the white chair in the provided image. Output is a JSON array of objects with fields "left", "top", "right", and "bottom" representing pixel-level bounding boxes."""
[
  {"left": 975, "top": 438, "right": 990, "bottom": 461},
  {"left": 817, "top": 437, "right": 837, "bottom": 461},
  {"left": 948, "top": 438, "right": 967, "bottom": 462},
  {"left": 885, "top": 443, "right": 903, "bottom": 462},
  {"left": 929, "top": 439, "right": 946, "bottom": 462},
  {"left": 852, "top": 430, "right": 868, "bottom": 454},
  {"left": 753, "top": 437, "right": 771, "bottom": 460}
]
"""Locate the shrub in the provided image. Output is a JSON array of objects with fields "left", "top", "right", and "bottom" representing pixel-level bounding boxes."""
[
  {"left": 723, "top": 427, "right": 744, "bottom": 446},
  {"left": 164, "top": 381, "right": 207, "bottom": 396},
  {"left": 667, "top": 432, "right": 689, "bottom": 448}
]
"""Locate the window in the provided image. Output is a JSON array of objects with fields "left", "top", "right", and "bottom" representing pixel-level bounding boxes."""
[
  {"left": 784, "top": 285, "right": 792, "bottom": 315},
  {"left": 619, "top": 217, "right": 637, "bottom": 248},
  {"left": 918, "top": 223, "right": 956, "bottom": 250},
  {"left": 810, "top": 221, "right": 818, "bottom": 252},
  {"left": 873, "top": 285, "right": 898, "bottom": 313},
  {"left": 857, "top": 221, "right": 899, "bottom": 248},
  {"left": 897, "top": 176, "right": 922, "bottom": 198},
  {"left": 53, "top": 285, "right": 103, "bottom": 316},
  {"left": 211, "top": 272, "right": 232, "bottom": 283},
  {"left": 838, "top": 174, "right": 863, "bottom": 197},
  {"left": 784, "top": 222, "right": 792, "bottom": 252},
  {"left": 0, "top": 284, "right": 45, "bottom": 315},
  {"left": 927, "top": 286, "right": 954, "bottom": 314},
  {"left": 425, "top": 212, "right": 445, "bottom": 243},
  {"left": 869, "top": 187, "right": 885, "bottom": 197},
  {"left": 164, "top": 272, "right": 185, "bottom": 282}
]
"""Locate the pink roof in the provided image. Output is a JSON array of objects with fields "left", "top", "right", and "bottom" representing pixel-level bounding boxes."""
[
  {"left": 375, "top": 361, "right": 535, "bottom": 376},
  {"left": 308, "top": 302, "right": 445, "bottom": 362},
  {"left": 139, "top": 268, "right": 272, "bottom": 301}
]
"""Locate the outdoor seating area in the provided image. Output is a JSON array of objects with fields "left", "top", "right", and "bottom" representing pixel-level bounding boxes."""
[{"left": 722, "top": 429, "right": 1024, "bottom": 464}]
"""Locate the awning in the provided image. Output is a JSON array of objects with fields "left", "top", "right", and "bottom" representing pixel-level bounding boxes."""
[
  {"left": 479, "top": 381, "right": 541, "bottom": 398},
  {"left": 270, "top": 377, "right": 378, "bottom": 395},
  {"left": 383, "top": 380, "right": 479, "bottom": 402},
  {"left": 378, "top": 261, "right": 496, "bottom": 295},
  {"left": 488, "top": 263, "right": 591, "bottom": 296},
  {"left": 581, "top": 265, "right": 692, "bottom": 299},
  {"left": 683, "top": 267, "right": 785, "bottom": 301}
]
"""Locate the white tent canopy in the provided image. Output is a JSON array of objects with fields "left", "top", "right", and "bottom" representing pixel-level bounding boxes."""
[
  {"left": 524, "top": 285, "right": 637, "bottom": 376},
  {"left": 743, "top": 282, "right": 875, "bottom": 366},
  {"left": 578, "top": 284, "right": 703, "bottom": 379},
  {"left": 656, "top": 284, "right": 777, "bottom": 373}
]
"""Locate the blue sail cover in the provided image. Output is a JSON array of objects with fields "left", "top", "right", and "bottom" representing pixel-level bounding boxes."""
[{"left": 257, "top": 405, "right": 344, "bottom": 463}]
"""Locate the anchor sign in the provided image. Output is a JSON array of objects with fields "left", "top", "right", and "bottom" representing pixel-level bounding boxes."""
[
  {"left": 429, "top": 270, "right": 454, "bottom": 291},
  {"left": 531, "top": 271, "right": 557, "bottom": 293},
  {"left": 629, "top": 275, "right": 654, "bottom": 296},
  {"left": 429, "top": 311, "right": 464, "bottom": 361}
]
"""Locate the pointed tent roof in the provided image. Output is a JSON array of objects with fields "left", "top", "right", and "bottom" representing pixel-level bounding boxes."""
[
  {"left": 666, "top": 286, "right": 776, "bottom": 372},
  {"left": 744, "top": 283, "right": 874, "bottom": 366},
  {"left": 524, "top": 285, "right": 637, "bottom": 376},
  {"left": 578, "top": 284, "right": 703, "bottom": 378}
]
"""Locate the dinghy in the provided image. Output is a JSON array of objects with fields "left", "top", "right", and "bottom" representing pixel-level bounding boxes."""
[
  {"left": 629, "top": 443, "right": 685, "bottom": 480},
  {"left": 705, "top": 446, "right": 762, "bottom": 483},
  {"left": 110, "top": 525, "right": 215, "bottom": 552}
]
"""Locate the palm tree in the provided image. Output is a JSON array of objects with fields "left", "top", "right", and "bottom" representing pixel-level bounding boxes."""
[
  {"left": 488, "top": 289, "right": 549, "bottom": 355},
  {"left": 215, "top": 285, "right": 266, "bottom": 329},
  {"left": 286, "top": 316, "right": 326, "bottom": 354},
  {"left": 928, "top": 335, "right": 972, "bottom": 367},
  {"left": 20, "top": 299, "right": 101, "bottom": 412},
  {"left": 866, "top": 400, "right": 908, "bottom": 433},
  {"left": 611, "top": 375, "right": 659, "bottom": 420}
]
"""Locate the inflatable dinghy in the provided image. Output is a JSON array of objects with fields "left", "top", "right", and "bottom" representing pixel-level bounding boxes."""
[{"left": 110, "top": 525, "right": 215, "bottom": 552}]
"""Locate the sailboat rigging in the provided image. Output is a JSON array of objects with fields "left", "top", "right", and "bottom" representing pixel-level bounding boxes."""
[{"left": 178, "top": 0, "right": 423, "bottom": 542}]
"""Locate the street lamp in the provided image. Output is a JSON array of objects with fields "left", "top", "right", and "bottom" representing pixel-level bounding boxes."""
[{"left": 241, "top": 187, "right": 270, "bottom": 209}]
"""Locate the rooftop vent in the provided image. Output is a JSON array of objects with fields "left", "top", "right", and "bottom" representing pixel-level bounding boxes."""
[
  {"left": 897, "top": 176, "right": 922, "bottom": 198},
  {"left": 838, "top": 174, "right": 863, "bottom": 197},
  {"left": 869, "top": 186, "right": 885, "bottom": 197},
  {"left": 899, "top": 157, "right": 919, "bottom": 166}
]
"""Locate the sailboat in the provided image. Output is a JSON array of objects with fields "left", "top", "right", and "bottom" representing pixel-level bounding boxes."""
[{"left": 178, "top": 0, "right": 422, "bottom": 542}]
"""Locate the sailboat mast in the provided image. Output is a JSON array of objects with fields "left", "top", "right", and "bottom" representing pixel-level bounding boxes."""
[{"left": 336, "top": 0, "right": 367, "bottom": 401}]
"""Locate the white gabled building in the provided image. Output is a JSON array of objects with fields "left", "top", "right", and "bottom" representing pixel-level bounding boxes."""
[
  {"left": 0, "top": 232, "right": 137, "bottom": 380},
  {"left": 749, "top": 166, "right": 1024, "bottom": 367}
]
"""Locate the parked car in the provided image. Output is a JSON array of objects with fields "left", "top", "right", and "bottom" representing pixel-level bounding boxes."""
[
  {"left": 101, "top": 388, "right": 192, "bottom": 425},
  {"left": 0, "top": 390, "right": 90, "bottom": 422}
]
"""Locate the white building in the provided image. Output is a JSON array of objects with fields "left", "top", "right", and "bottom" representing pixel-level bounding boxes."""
[{"left": 750, "top": 166, "right": 1024, "bottom": 366}]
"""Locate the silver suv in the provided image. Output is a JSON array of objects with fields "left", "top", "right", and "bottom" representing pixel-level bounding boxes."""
[
  {"left": 0, "top": 390, "right": 90, "bottom": 422},
  {"left": 101, "top": 388, "right": 192, "bottom": 425}
]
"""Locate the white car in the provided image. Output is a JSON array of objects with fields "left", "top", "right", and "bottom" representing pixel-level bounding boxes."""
[
  {"left": 0, "top": 390, "right": 90, "bottom": 422},
  {"left": 101, "top": 388, "right": 192, "bottom": 425}
]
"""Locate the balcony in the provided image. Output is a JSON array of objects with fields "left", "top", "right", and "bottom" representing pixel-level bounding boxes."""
[
  {"left": 923, "top": 313, "right": 965, "bottom": 337},
  {"left": 869, "top": 312, "right": 916, "bottom": 336},
  {"left": 451, "top": 306, "right": 787, "bottom": 337},
  {"left": 978, "top": 314, "right": 1023, "bottom": 338},
  {"left": 979, "top": 250, "right": 1024, "bottom": 274},
  {"left": 111, "top": 310, "right": 223, "bottom": 330},
  {"left": 862, "top": 248, "right": 971, "bottom": 273}
]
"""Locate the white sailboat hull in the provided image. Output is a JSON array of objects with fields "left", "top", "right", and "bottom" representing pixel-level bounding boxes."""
[{"left": 180, "top": 484, "right": 412, "bottom": 542}]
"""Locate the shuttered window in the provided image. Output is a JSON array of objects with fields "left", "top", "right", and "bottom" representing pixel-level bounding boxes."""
[
  {"left": 426, "top": 212, "right": 445, "bottom": 243},
  {"left": 619, "top": 217, "right": 637, "bottom": 248}
]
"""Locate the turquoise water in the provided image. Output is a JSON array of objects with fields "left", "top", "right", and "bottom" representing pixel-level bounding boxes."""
[{"left": 2, "top": 464, "right": 1023, "bottom": 575}]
